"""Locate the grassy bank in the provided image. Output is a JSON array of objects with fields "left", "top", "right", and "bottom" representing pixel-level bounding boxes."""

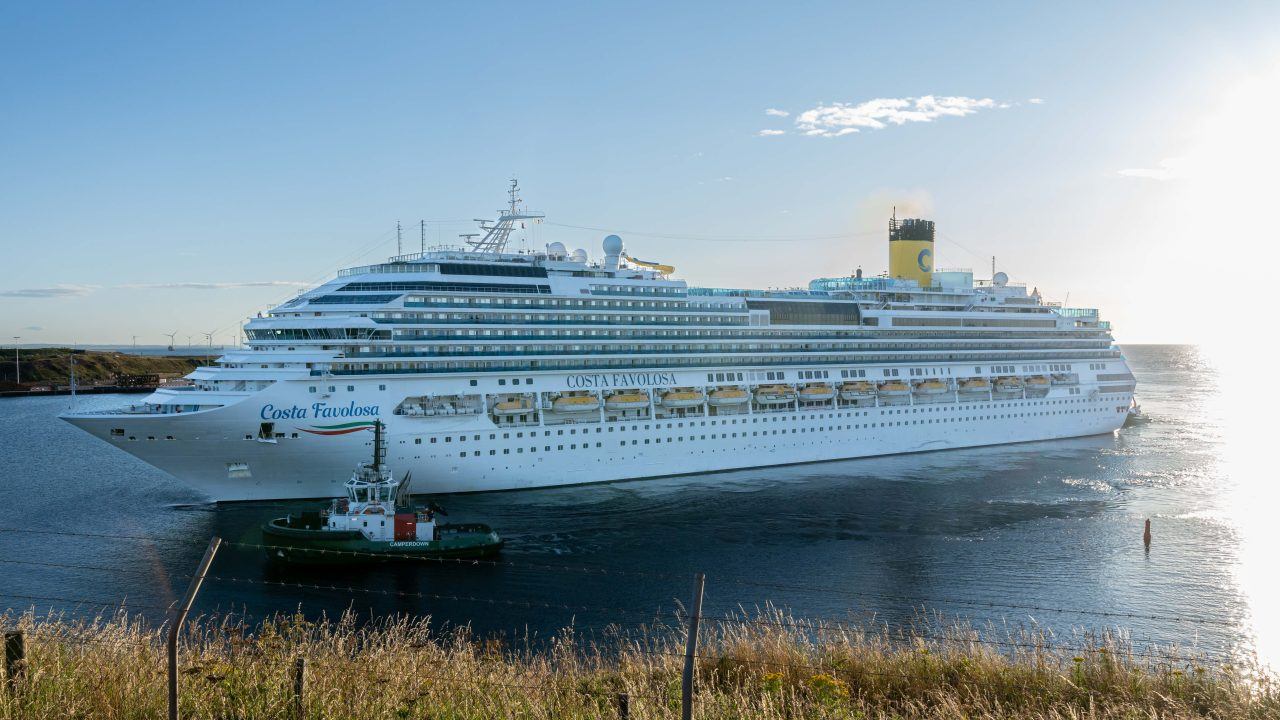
[
  {"left": 0, "top": 348, "right": 201, "bottom": 388},
  {"left": 1, "top": 609, "right": 1273, "bottom": 719}
]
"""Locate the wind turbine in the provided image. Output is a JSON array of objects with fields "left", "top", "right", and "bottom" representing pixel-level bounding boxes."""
[
  {"left": 164, "top": 332, "right": 177, "bottom": 352},
  {"left": 202, "top": 331, "right": 216, "bottom": 365}
]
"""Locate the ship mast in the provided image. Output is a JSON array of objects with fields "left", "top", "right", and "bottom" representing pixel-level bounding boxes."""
[{"left": 466, "top": 179, "right": 544, "bottom": 253}]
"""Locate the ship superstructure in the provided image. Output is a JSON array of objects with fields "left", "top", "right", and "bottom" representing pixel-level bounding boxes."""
[{"left": 62, "top": 183, "right": 1135, "bottom": 501}]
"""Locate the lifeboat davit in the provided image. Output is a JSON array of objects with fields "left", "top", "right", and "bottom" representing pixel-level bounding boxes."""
[
  {"left": 604, "top": 391, "right": 649, "bottom": 411},
  {"left": 993, "top": 377, "right": 1024, "bottom": 394},
  {"left": 660, "top": 388, "right": 705, "bottom": 408},
  {"left": 877, "top": 381, "right": 911, "bottom": 397},
  {"left": 492, "top": 397, "right": 535, "bottom": 416},
  {"left": 798, "top": 383, "right": 836, "bottom": 402},
  {"left": 839, "top": 381, "right": 876, "bottom": 400},
  {"left": 754, "top": 384, "right": 796, "bottom": 405},
  {"left": 913, "top": 379, "right": 950, "bottom": 396},
  {"left": 552, "top": 393, "right": 600, "bottom": 413},
  {"left": 958, "top": 378, "right": 991, "bottom": 394},
  {"left": 708, "top": 387, "right": 749, "bottom": 406}
]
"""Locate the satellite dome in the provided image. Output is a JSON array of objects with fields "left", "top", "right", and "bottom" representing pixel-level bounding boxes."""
[
  {"left": 602, "top": 234, "right": 623, "bottom": 255},
  {"left": 571, "top": 248, "right": 588, "bottom": 263},
  {"left": 993, "top": 271, "right": 1009, "bottom": 287},
  {"left": 546, "top": 242, "right": 567, "bottom": 258}
]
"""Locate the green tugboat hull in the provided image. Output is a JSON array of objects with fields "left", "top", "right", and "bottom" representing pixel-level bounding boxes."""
[{"left": 261, "top": 518, "right": 504, "bottom": 565}]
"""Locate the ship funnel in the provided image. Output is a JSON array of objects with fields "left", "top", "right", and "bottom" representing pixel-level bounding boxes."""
[{"left": 889, "top": 216, "right": 935, "bottom": 287}]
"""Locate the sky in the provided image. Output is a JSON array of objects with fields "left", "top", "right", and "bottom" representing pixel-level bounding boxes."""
[{"left": 2, "top": 1, "right": 1278, "bottom": 346}]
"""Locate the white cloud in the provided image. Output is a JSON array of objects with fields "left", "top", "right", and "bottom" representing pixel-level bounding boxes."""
[
  {"left": 118, "top": 281, "right": 311, "bottom": 290},
  {"left": 1117, "top": 157, "right": 1189, "bottom": 181},
  {"left": 764, "top": 108, "right": 790, "bottom": 117},
  {"left": 793, "top": 95, "right": 1002, "bottom": 137},
  {"left": 757, "top": 129, "right": 786, "bottom": 136},
  {"left": 0, "top": 284, "right": 96, "bottom": 298},
  {"left": 1028, "top": 97, "right": 1046, "bottom": 104}
]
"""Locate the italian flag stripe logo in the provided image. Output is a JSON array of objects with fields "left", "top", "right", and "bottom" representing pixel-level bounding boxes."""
[{"left": 298, "top": 420, "right": 379, "bottom": 436}]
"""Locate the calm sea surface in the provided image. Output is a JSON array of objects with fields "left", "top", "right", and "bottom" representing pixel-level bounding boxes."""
[{"left": 2, "top": 345, "right": 1276, "bottom": 666}]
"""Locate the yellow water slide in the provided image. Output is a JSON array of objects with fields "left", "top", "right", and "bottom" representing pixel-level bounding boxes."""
[{"left": 622, "top": 252, "right": 675, "bottom": 275}]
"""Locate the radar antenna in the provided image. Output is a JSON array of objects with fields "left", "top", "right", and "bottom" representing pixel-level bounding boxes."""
[{"left": 466, "top": 179, "right": 544, "bottom": 253}]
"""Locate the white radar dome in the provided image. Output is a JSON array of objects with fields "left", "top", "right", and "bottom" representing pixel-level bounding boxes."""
[
  {"left": 546, "top": 242, "right": 567, "bottom": 258},
  {"left": 602, "top": 234, "right": 623, "bottom": 255},
  {"left": 571, "top": 248, "right": 588, "bottom": 263},
  {"left": 993, "top": 271, "right": 1009, "bottom": 287}
]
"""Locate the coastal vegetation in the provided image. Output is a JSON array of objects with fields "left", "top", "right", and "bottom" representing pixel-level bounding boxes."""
[
  {"left": 1, "top": 608, "right": 1273, "bottom": 719},
  {"left": 0, "top": 348, "right": 201, "bottom": 389}
]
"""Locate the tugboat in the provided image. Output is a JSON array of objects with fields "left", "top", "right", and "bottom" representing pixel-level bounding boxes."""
[{"left": 261, "top": 421, "right": 503, "bottom": 564}]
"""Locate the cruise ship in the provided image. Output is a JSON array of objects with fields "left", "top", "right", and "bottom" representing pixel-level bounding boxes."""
[{"left": 62, "top": 182, "right": 1136, "bottom": 501}]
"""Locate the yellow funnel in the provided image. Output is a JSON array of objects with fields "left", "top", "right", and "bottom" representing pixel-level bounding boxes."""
[{"left": 888, "top": 218, "right": 934, "bottom": 287}]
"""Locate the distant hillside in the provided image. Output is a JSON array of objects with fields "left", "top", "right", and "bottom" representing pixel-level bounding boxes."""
[{"left": 0, "top": 348, "right": 202, "bottom": 389}]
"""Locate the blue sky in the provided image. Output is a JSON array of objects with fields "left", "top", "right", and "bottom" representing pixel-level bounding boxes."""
[{"left": 3, "top": 1, "right": 1277, "bottom": 345}]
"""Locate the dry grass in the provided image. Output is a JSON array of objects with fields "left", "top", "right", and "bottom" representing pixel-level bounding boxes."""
[{"left": 1, "top": 607, "right": 1275, "bottom": 719}]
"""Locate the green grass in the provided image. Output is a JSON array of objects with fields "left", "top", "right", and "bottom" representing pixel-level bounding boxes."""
[
  {"left": 1, "top": 608, "right": 1274, "bottom": 719},
  {"left": 1, "top": 348, "right": 201, "bottom": 388}
]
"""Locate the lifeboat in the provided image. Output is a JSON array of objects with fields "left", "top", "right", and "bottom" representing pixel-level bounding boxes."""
[
  {"left": 913, "top": 379, "right": 950, "bottom": 396},
  {"left": 754, "top": 384, "right": 796, "bottom": 405},
  {"left": 993, "top": 377, "right": 1024, "bottom": 394},
  {"left": 839, "top": 381, "right": 876, "bottom": 400},
  {"left": 958, "top": 378, "right": 991, "bottom": 394},
  {"left": 1025, "top": 375, "right": 1051, "bottom": 388},
  {"left": 604, "top": 390, "right": 649, "bottom": 411},
  {"left": 551, "top": 393, "right": 600, "bottom": 413},
  {"left": 1050, "top": 373, "right": 1077, "bottom": 386},
  {"left": 877, "top": 381, "right": 911, "bottom": 397},
  {"left": 798, "top": 383, "right": 836, "bottom": 402},
  {"left": 659, "top": 388, "right": 706, "bottom": 408},
  {"left": 707, "top": 386, "right": 749, "bottom": 406},
  {"left": 492, "top": 397, "right": 535, "bottom": 416}
]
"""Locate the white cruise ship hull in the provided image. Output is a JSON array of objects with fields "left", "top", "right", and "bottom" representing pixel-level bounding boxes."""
[{"left": 62, "top": 366, "right": 1132, "bottom": 502}]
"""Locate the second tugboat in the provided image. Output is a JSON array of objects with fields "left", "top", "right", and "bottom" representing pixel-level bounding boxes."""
[{"left": 262, "top": 421, "right": 503, "bottom": 564}]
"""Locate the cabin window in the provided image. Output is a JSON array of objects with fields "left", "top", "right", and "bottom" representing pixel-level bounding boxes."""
[
  {"left": 258, "top": 422, "right": 274, "bottom": 439},
  {"left": 111, "top": 428, "right": 125, "bottom": 437}
]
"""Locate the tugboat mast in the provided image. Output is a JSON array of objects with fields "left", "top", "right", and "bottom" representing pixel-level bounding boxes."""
[{"left": 371, "top": 420, "right": 384, "bottom": 472}]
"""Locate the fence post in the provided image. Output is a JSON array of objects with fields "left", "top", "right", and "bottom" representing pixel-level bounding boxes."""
[
  {"left": 616, "top": 691, "right": 629, "bottom": 720},
  {"left": 4, "top": 631, "right": 23, "bottom": 695},
  {"left": 293, "top": 656, "right": 307, "bottom": 719},
  {"left": 681, "top": 572, "right": 705, "bottom": 720},
  {"left": 168, "top": 536, "right": 221, "bottom": 720}
]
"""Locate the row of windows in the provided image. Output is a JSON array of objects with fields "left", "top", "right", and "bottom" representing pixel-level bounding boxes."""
[
  {"left": 329, "top": 350, "right": 1122, "bottom": 376},
  {"left": 443, "top": 401, "right": 1115, "bottom": 456},
  {"left": 404, "top": 296, "right": 737, "bottom": 312},
  {"left": 346, "top": 338, "right": 1111, "bottom": 358}
]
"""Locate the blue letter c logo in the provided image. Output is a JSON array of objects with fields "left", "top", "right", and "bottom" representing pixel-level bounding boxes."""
[{"left": 917, "top": 248, "right": 933, "bottom": 272}]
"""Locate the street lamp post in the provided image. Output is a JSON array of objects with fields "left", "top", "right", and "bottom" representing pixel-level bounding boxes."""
[{"left": 11, "top": 337, "right": 19, "bottom": 385}]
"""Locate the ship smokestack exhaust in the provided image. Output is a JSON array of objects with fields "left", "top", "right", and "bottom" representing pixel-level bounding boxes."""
[{"left": 888, "top": 215, "right": 935, "bottom": 287}]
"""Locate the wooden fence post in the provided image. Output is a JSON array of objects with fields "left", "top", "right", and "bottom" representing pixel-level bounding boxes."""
[
  {"left": 168, "top": 536, "right": 221, "bottom": 720},
  {"left": 616, "top": 691, "right": 629, "bottom": 720},
  {"left": 681, "top": 572, "right": 705, "bottom": 720},
  {"left": 293, "top": 656, "right": 307, "bottom": 719},
  {"left": 4, "top": 631, "right": 23, "bottom": 695}
]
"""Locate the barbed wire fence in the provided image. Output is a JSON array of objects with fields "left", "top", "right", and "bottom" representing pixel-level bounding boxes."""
[{"left": 0, "top": 529, "right": 1252, "bottom": 720}]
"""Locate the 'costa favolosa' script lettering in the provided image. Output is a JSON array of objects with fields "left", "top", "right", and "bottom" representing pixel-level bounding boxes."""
[
  {"left": 260, "top": 402, "right": 381, "bottom": 421},
  {"left": 565, "top": 372, "right": 678, "bottom": 389}
]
